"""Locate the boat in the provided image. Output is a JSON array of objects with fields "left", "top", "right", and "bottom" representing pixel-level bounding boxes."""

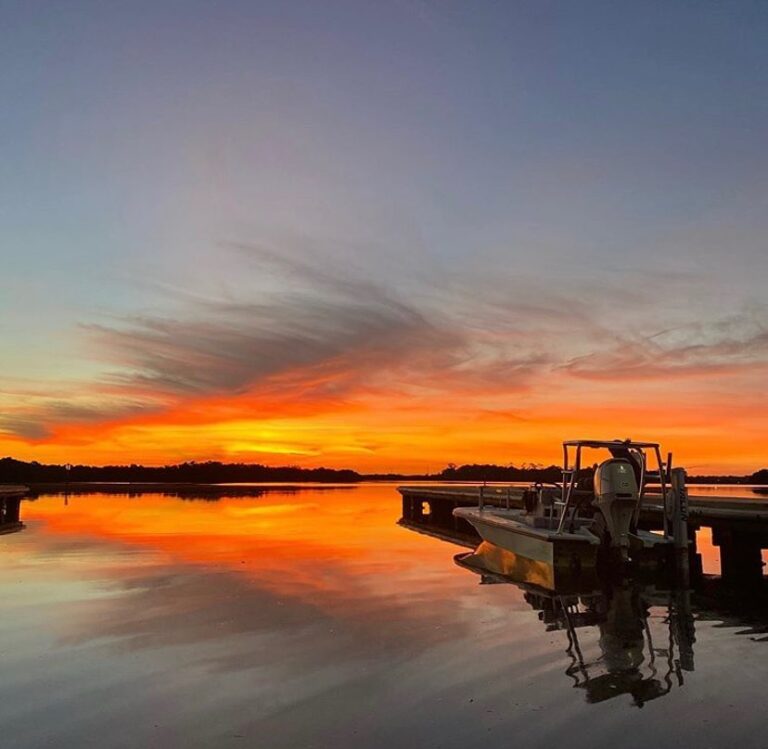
[{"left": 453, "top": 439, "right": 687, "bottom": 571}]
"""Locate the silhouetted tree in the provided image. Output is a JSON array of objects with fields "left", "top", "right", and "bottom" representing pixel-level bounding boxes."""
[{"left": 0, "top": 457, "right": 360, "bottom": 484}]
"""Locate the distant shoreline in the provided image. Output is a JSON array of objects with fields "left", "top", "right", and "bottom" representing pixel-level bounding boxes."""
[{"left": 3, "top": 456, "right": 766, "bottom": 488}]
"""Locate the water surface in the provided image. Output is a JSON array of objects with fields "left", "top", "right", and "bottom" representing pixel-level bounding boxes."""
[{"left": 1, "top": 484, "right": 767, "bottom": 747}]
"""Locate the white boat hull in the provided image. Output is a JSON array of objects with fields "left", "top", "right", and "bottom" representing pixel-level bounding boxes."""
[{"left": 454, "top": 507, "right": 601, "bottom": 568}]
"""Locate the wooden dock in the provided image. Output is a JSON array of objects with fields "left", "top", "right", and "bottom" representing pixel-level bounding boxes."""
[
  {"left": 0, "top": 485, "right": 27, "bottom": 535},
  {"left": 398, "top": 484, "right": 768, "bottom": 585}
]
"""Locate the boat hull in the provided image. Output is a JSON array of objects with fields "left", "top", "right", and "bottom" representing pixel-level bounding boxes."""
[{"left": 454, "top": 507, "right": 600, "bottom": 570}]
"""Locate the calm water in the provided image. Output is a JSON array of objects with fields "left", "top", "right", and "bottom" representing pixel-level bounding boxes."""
[{"left": 1, "top": 484, "right": 767, "bottom": 748}]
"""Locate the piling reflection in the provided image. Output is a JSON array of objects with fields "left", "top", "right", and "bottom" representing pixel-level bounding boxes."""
[{"left": 455, "top": 543, "right": 695, "bottom": 707}]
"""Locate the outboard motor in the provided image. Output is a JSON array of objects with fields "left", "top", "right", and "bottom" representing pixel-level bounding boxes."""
[{"left": 593, "top": 459, "right": 638, "bottom": 556}]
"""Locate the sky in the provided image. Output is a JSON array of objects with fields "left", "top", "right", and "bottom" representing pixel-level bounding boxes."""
[{"left": 1, "top": 0, "right": 768, "bottom": 473}]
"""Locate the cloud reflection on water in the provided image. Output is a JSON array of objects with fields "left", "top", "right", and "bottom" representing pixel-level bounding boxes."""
[{"left": 2, "top": 485, "right": 768, "bottom": 748}]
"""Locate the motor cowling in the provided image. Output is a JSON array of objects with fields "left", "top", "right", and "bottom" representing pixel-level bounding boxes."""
[
  {"left": 595, "top": 459, "right": 639, "bottom": 500},
  {"left": 593, "top": 459, "right": 639, "bottom": 552}
]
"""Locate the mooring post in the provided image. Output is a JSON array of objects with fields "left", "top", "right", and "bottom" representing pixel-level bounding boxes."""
[
  {"left": 669, "top": 467, "right": 690, "bottom": 585},
  {"left": 670, "top": 468, "right": 689, "bottom": 551}
]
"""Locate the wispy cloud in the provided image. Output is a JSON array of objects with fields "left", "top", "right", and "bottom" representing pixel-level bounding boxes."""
[
  {"left": 1, "top": 247, "right": 469, "bottom": 439},
  {"left": 87, "top": 244, "right": 472, "bottom": 401},
  {"left": 563, "top": 311, "right": 768, "bottom": 380},
  {"left": 0, "top": 388, "right": 160, "bottom": 441}
]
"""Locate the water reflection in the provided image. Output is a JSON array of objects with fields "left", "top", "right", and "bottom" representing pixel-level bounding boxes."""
[
  {"left": 456, "top": 544, "right": 695, "bottom": 707},
  {"left": 29, "top": 483, "right": 356, "bottom": 500},
  {"left": 2, "top": 485, "right": 768, "bottom": 748}
]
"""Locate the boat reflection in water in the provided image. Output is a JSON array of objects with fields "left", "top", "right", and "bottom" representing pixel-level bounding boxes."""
[{"left": 455, "top": 542, "right": 695, "bottom": 708}]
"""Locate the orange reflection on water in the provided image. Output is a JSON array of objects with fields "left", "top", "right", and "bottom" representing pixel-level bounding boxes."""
[{"left": 21, "top": 485, "right": 469, "bottom": 614}]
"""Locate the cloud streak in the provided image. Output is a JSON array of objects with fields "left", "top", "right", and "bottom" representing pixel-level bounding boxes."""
[
  {"left": 1, "top": 248, "right": 471, "bottom": 439},
  {"left": 563, "top": 312, "right": 768, "bottom": 381}
]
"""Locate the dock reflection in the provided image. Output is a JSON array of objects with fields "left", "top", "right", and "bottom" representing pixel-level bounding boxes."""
[{"left": 456, "top": 543, "right": 695, "bottom": 707}]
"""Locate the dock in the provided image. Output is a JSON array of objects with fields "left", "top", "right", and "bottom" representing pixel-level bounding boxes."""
[
  {"left": 398, "top": 484, "right": 768, "bottom": 585},
  {"left": 0, "top": 485, "right": 28, "bottom": 535}
]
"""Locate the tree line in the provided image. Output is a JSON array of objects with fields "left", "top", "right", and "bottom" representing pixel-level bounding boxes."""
[
  {"left": 0, "top": 457, "right": 360, "bottom": 484},
  {"left": 0, "top": 456, "right": 765, "bottom": 485}
]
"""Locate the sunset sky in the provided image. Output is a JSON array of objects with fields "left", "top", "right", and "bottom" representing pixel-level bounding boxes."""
[{"left": 2, "top": 1, "right": 768, "bottom": 473}]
